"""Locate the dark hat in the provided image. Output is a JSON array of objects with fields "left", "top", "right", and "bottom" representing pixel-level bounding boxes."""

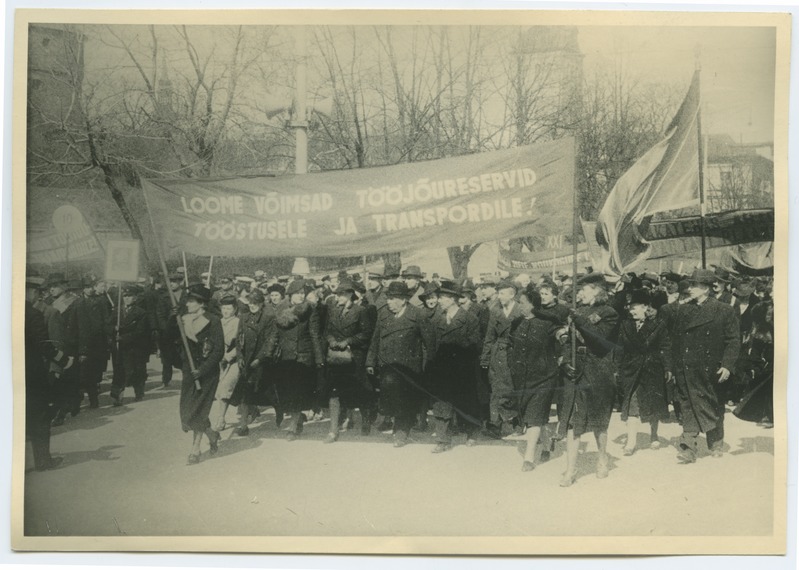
[
  {"left": 641, "top": 271, "right": 659, "bottom": 283},
  {"left": 677, "top": 279, "right": 692, "bottom": 294},
  {"left": 384, "top": 271, "right": 400, "bottom": 280},
  {"left": 352, "top": 281, "right": 366, "bottom": 295},
  {"left": 478, "top": 274, "right": 497, "bottom": 287},
  {"left": 267, "top": 283, "right": 285, "bottom": 296},
  {"left": 336, "top": 279, "right": 356, "bottom": 293},
  {"left": 496, "top": 279, "right": 517, "bottom": 292},
  {"left": 438, "top": 279, "right": 461, "bottom": 297},
  {"left": 286, "top": 279, "right": 306, "bottom": 297},
  {"left": 246, "top": 288, "right": 265, "bottom": 304},
  {"left": 651, "top": 290, "right": 668, "bottom": 310},
  {"left": 419, "top": 282, "right": 440, "bottom": 302},
  {"left": 688, "top": 268, "right": 716, "bottom": 287},
  {"left": 82, "top": 275, "right": 98, "bottom": 288},
  {"left": 321, "top": 275, "right": 332, "bottom": 283},
  {"left": 460, "top": 278, "right": 475, "bottom": 293},
  {"left": 186, "top": 284, "right": 211, "bottom": 304},
  {"left": 45, "top": 272, "right": 68, "bottom": 287},
  {"left": 367, "top": 271, "right": 383, "bottom": 281},
  {"left": 337, "top": 269, "right": 349, "bottom": 278},
  {"left": 401, "top": 265, "right": 423, "bottom": 279},
  {"left": 219, "top": 293, "right": 238, "bottom": 306},
  {"left": 386, "top": 281, "right": 411, "bottom": 299},
  {"left": 713, "top": 266, "right": 731, "bottom": 283},
  {"left": 432, "top": 273, "right": 440, "bottom": 279},
  {"left": 629, "top": 288, "right": 652, "bottom": 306},
  {"left": 278, "top": 275, "right": 290, "bottom": 283},
  {"left": 661, "top": 272, "right": 683, "bottom": 284},
  {"left": 122, "top": 284, "right": 142, "bottom": 296},
  {"left": 168, "top": 273, "right": 184, "bottom": 282},
  {"left": 577, "top": 272, "right": 607, "bottom": 289}
]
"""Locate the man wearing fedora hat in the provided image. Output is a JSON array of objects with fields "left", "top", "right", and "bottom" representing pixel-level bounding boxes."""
[
  {"left": 427, "top": 280, "right": 482, "bottom": 452},
  {"left": 77, "top": 275, "right": 113, "bottom": 409},
  {"left": 366, "top": 281, "right": 435, "bottom": 447},
  {"left": 480, "top": 280, "right": 524, "bottom": 438},
  {"left": 229, "top": 287, "right": 277, "bottom": 436},
  {"left": 111, "top": 285, "right": 151, "bottom": 406},
  {"left": 400, "top": 265, "right": 426, "bottom": 309},
  {"left": 672, "top": 268, "right": 741, "bottom": 463},
  {"left": 46, "top": 274, "right": 83, "bottom": 425}
]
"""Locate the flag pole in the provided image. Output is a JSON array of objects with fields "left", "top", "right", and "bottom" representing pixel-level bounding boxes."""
[
  {"left": 142, "top": 185, "right": 201, "bottom": 390},
  {"left": 695, "top": 51, "right": 707, "bottom": 269},
  {"left": 206, "top": 255, "right": 214, "bottom": 288},
  {"left": 571, "top": 137, "right": 578, "bottom": 369}
]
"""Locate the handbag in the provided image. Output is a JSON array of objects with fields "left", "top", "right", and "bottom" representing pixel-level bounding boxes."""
[{"left": 326, "top": 345, "right": 353, "bottom": 366}]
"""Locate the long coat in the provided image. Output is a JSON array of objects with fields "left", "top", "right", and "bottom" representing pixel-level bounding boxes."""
[
  {"left": 229, "top": 307, "right": 274, "bottom": 407},
  {"left": 25, "top": 302, "right": 52, "bottom": 431},
  {"left": 366, "top": 304, "right": 434, "bottom": 417},
  {"left": 78, "top": 293, "right": 113, "bottom": 360},
  {"left": 673, "top": 297, "right": 741, "bottom": 434},
  {"left": 117, "top": 303, "right": 150, "bottom": 355},
  {"left": 322, "top": 301, "right": 375, "bottom": 404},
  {"left": 427, "top": 307, "right": 481, "bottom": 424},
  {"left": 561, "top": 303, "right": 619, "bottom": 437},
  {"left": 480, "top": 301, "right": 526, "bottom": 422},
  {"left": 179, "top": 313, "right": 224, "bottom": 432},
  {"left": 616, "top": 316, "right": 672, "bottom": 423},
  {"left": 508, "top": 316, "right": 559, "bottom": 427}
]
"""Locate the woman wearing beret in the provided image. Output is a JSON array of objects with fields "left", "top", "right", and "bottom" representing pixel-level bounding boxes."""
[{"left": 179, "top": 284, "right": 225, "bottom": 465}]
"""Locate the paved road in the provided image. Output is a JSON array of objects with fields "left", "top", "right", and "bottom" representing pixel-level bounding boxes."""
[{"left": 23, "top": 357, "right": 774, "bottom": 537}]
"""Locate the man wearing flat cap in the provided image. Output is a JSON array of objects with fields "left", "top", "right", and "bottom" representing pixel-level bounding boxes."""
[
  {"left": 480, "top": 280, "right": 524, "bottom": 437},
  {"left": 671, "top": 268, "right": 740, "bottom": 463},
  {"left": 366, "top": 281, "right": 435, "bottom": 447},
  {"left": 365, "top": 272, "right": 388, "bottom": 317},
  {"left": 111, "top": 285, "right": 151, "bottom": 406}
]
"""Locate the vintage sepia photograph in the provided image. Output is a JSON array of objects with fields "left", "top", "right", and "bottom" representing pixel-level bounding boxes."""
[{"left": 9, "top": 8, "right": 790, "bottom": 555}]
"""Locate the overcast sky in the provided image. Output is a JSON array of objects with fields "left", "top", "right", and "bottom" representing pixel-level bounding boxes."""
[{"left": 578, "top": 26, "right": 776, "bottom": 144}]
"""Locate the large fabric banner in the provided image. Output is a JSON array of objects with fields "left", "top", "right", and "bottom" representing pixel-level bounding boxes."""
[{"left": 141, "top": 139, "right": 575, "bottom": 257}]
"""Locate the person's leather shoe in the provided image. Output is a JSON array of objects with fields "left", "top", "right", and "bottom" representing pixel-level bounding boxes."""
[
  {"left": 286, "top": 432, "right": 298, "bottom": 442},
  {"left": 323, "top": 433, "right": 338, "bottom": 444},
  {"left": 521, "top": 461, "right": 535, "bottom": 472},
  {"left": 431, "top": 443, "right": 451, "bottom": 454},
  {"left": 233, "top": 426, "right": 249, "bottom": 437}
]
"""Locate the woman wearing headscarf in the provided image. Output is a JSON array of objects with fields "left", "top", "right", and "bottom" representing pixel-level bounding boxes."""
[
  {"left": 179, "top": 284, "right": 225, "bottom": 465},
  {"left": 267, "top": 279, "right": 324, "bottom": 440}
]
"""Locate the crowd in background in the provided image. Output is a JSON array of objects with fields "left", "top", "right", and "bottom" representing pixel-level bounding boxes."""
[{"left": 24, "top": 262, "right": 774, "bottom": 485}]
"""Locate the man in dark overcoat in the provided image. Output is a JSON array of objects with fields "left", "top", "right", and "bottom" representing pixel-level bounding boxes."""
[
  {"left": 156, "top": 274, "right": 187, "bottom": 387},
  {"left": 230, "top": 288, "right": 276, "bottom": 436},
  {"left": 673, "top": 268, "right": 741, "bottom": 462},
  {"left": 480, "top": 280, "right": 525, "bottom": 437},
  {"left": 366, "top": 281, "right": 434, "bottom": 447},
  {"left": 112, "top": 285, "right": 151, "bottom": 405},
  {"left": 26, "top": 276, "right": 65, "bottom": 470},
  {"left": 322, "top": 278, "right": 376, "bottom": 441},
  {"left": 47, "top": 275, "right": 82, "bottom": 425},
  {"left": 427, "top": 280, "right": 481, "bottom": 452},
  {"left": 78, "top": 276, "right": 113, "bottom": 408}
]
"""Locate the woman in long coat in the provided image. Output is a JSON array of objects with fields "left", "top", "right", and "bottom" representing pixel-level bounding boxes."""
[
  {"left": 558, "top": 273, "right": 618, "bottom": 486},
  {"left": 179, "top": 284, "right": 224, "bottom": 465},
  {"left": 267, "top": 279, "right": 324, "bottom": 440},
  {"left": 508, "top": 287, "right": 559, "bottom": 471},
  {"left": 321, "top": 279, "right": 375, "bottom": 441},
  {"left": 210, "top": 294, "right": 240, "bottom": 432},
  {"left": 734, "top": 300, "right": 773, "bottom": 426},
  {"left": 616, "top": 289, "right": 672, "bottom": 455}
]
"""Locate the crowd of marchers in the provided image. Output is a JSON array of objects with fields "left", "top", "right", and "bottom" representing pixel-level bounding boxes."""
[{"left": 24, "top": 263, "right": 774, "bottom": 486}]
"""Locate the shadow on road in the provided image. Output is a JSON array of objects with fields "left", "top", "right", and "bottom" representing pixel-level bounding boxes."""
[
  {"left": 56, "top": 444, "right": 124, "bottom": 468},
  {"left": 730, "top": 436, "right": 774, "bottom": 456}
]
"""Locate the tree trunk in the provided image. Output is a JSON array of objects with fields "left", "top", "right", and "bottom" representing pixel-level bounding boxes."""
[
  {"left": 100, "top": 168, "right": 150, "bottom": 266},
  {"left": 447, "top": 245, "right": 478, "bottom": 282}
]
